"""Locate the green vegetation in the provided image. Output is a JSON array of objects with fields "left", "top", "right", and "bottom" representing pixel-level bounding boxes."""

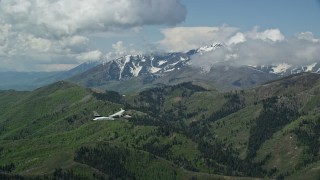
[
  {"left": 247, "top": 96, "right": 300, "bottom": 160},
  {"left": 75, "top": 143, "right": 178, "bottom": 179},
  {"left": 1, "top": 73, "right": 320, "bottom": 179}
]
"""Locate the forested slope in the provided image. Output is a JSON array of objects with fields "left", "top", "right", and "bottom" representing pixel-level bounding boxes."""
[{"left": 1, "top": 73, "right": 320, "bottom": 179}]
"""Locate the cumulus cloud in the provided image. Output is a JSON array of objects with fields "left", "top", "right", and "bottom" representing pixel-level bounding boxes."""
[
  {"left": 76, "top": 50, "right": 103, "bottom": 62},
  {"left": 110, "top": 41, "right": 128, "bottom": 58},
  {"left": 160, "top": 26, "right": 238, "bottom": 52},
  {"left": 0, "top": 0, "right": 186, "bottom": 71},
  {"left": 0, "top": 24, "right": 11, "bottom": 43},
  {"left": 227, "top": 32, "right": 246, "bottom": 45},
  {"left": 60, "top": 36, "right": 90, "bottom": 47},
  {"left": 20, "top": 34, "right": 52, "bottom": 52},
  {"left": 104, "top": 41, "right": 143, "bottom": 61},
  {"left": 188, "top": 27, "right": 320, "bottom": 68},
  {"left": 246, "top": 27, "right": 285, "bottom": 42},
  {"left": 296, "top": 31, "right": 319, "bottom": 42},
  {"left": 0, "top": 0, "right": 186, "bottom": 37},
  {"left": 191, "top": 47, "right": 233, "bottom": 71},
  {"left": 159, "top": 26, "right": 286, "bottom": 53}
]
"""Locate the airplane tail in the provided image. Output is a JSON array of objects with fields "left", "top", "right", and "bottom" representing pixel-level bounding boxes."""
[{"left": 93, "top": 111, "right": 101, "bottom": 117}]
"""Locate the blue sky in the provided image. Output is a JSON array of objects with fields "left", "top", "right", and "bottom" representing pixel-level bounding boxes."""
[
  {"left": 181, "top": 0, "right": 320, "bottom": 36},
  {"left": 101, "top": 0, "right": 320, "bottom": 60},
  {"left": 0, "top": 0, "right": 319, "bottom": 71}
]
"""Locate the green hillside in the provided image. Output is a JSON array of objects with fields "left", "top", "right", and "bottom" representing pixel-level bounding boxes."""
[{"left": 1, "top": 73, "right": 320, "bottom": 179}]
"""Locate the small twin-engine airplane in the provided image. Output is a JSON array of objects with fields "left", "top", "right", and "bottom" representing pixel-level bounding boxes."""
[{"left": 93, "top": 108, "right": 131, "bottom": 120}]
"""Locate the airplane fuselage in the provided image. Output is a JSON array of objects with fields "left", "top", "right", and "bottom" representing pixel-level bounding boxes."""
[{"left": 93, "top": 116, "right": 115, "bottom": 121}]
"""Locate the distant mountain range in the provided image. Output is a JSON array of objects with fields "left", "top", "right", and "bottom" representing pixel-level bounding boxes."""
[
  {"left": 69, "top": 43, "right": 320, "bottom": 92},
  {"left": 1, "top": 43, "right": 319, "bottom": 91},
  {"left": 249, "top": 62, "right": 320, "bottom": 75},
  {"left": 0, "top": 61, "right": 99, "bottom": 90}
]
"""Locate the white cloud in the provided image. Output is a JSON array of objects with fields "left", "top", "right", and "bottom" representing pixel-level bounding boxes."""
[
  {"left": 160, "top": 26, "right": 238, "bottom": 52},
  {"left": 24, "top": 34, "right": 52, "bottom": 52},
  {"left": 191, "top": 47, "right": 233, "bottom": 70},
  {"left": 296, "top": 31, "right": 319, "bottom": 42},
  {"left": 60, "top": 36, "right": 89, "bottom": 47},
  {"left": 227, "top": 32, "right": 246, "bottom": 45},
  {"left": 104, "top": 41, "right": 142, "bottom": 61},
  {"left": 111, "top": 41, "right": 128, "bottom": 57},
  {"left": 0, "top": 24, "right": 11, "bottom": 43},
  {"left": 0, "top": 0, "right": 186, "bottom": 71},
  {"left": 0, "top": 0, "right": 186, "bottom": 37},
  {"left": 159, "top": 26, "right": 286, "bottom": 52},
  {"left": 246, "top": 27, "right": 285, "bottom": 42},
  {"left": 76, "top": 50, "right": 103, "bottom": 62},
  {"left": 189, "top": 27, "right": 320, "bottom": 67}
]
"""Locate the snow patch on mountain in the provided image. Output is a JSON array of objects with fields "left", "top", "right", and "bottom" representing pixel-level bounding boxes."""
[
  {"left": 305, "top": 63, "right": 317, "bottom": 72},
  {"left": 149, "top": 67, "right": 161, "bottom": 73},
  {"left": 180, "top": 56, "right": 188, "bottom": 61},
  {"left": 248, "top": 65, "right": 257, "bottom": 68},
  {"left": 196, "top": 43, "right": 223, "bottom": 54},
  {"left": 169, "top": 61, "right": 181, "bottom": 67},
  {"left": 164, "top": 68, "right": 175, "bottom": 72},
  {"left": 271, "top": 63, "right": 291, "bottom": 74},
  {"left": 118, "top": 55, "right": 132, "bottom": 79},
  {"left": 158, "top": 60, "right": 167, "bottom": 66},
  {"left": 131, "top": 64, "right": 142, "bottom": 77}
]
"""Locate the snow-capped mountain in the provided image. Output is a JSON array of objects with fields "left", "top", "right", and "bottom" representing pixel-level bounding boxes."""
[
  {"left": 74, "top": 42, "right": 320, "bottom": 81},
  {"left": 103, "top": 53, "right": 190, "bottom": 80},
  {"left": 99, "top": 43, "right": 227, "bottom": 81},
  {"left": 249, "top": 62, "right": 320, "bottom": 76},
  {"left": 94, "top": 43, "right": 226, "bottom": 81},
  {"left": 5, "top": 42, "right": 318, "bottom": 92},
  {"left": 69, "top": 42, "right": 320, "bottom": 92}
]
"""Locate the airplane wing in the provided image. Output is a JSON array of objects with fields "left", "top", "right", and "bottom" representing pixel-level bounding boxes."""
[{"left": 109, "top": 108, "right": 125, "bottom": 118}]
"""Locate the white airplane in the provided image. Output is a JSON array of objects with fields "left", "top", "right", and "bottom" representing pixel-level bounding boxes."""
[{"left": 93, "top": 108, "right": 131, "bottom": 120}]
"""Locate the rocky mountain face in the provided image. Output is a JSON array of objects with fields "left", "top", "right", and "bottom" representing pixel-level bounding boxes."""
[
  {"left": 105, "top": 53, "right": 190, "bottom": 80},
  {"left": 70, "top": 43, "right": 225, "bottom": 85}
]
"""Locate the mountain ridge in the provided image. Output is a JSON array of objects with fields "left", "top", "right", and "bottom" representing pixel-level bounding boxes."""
[
  {"left": 1, "top": 73, "right": 320, "bottom": 179},
  {"left": 1, "top": 42, "right": 319, "bottom": 92}
]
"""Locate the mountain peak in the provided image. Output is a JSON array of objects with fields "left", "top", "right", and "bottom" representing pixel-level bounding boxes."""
[
  {"left": 195, "top": 43, "right": 223, "bottom": 54},
  {"left": 103, "top": 53, "right": 190, "bottom": 80}
]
